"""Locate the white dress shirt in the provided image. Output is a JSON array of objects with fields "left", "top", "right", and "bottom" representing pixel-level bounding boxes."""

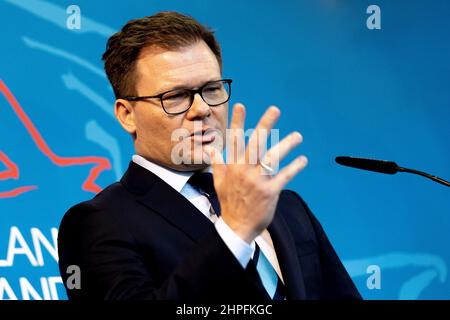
[{"left": 132, "top": 155, "right": 284, "bottom": 281}]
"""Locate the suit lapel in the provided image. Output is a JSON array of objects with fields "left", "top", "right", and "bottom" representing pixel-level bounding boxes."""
[
  {"left": 121, "top": 161, "right": 214, "bottom": 242},
  {"left": 268, "top": 210, "right": 307, "bottom": 300}
]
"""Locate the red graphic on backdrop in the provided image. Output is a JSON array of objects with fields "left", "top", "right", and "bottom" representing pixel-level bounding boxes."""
[
  {"left": 0, "top": 150, "right": 37, "bottom": 197},
  {"left": 0, "top": 79, "right": 111, "bottom": 198}
]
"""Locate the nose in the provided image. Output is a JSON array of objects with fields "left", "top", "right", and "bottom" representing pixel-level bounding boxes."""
[{"left": 185, "top": 93, "right": 211, "bottom": 120}]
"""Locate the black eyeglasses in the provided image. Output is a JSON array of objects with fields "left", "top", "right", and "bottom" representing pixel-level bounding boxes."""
[{"left": 122, "top": 79, "right": 232, "bottom": 115}]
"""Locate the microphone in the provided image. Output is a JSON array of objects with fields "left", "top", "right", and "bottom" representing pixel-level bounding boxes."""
[{"left": 335, "top": 156, "right": 450, "bottom": 187}]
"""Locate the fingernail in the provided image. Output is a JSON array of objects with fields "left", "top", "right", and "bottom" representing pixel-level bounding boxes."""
[
  {"left": 292, "top": 132, "right": 303, "bottom": 143},
  {"left": 235, "top": 103, "right": 245, "bottom": 112},
  {"left": 269, "top": 106, "right": 281, "bottom": 116},
  {"left": 299, "top": 155, "right": 308, "bottom": 165}
]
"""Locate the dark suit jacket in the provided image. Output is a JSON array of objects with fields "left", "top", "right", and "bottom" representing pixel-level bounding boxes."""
[{"left": 58, "top": 161, "right": 361, "bottom": 301}]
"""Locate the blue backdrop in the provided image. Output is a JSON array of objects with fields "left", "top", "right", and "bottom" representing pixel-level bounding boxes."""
[{"left": 0, "top": 0, "right": 449, "bottom": 300}]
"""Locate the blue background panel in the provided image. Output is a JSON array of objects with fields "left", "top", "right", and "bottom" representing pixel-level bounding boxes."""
[{"left": 0, "top": 0, "right": 449, "bottom": 299}]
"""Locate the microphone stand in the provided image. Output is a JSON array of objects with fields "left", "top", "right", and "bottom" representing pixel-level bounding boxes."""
[
  {"left": 335, "top": 156, "right": 450, "bottom": 187},
  {"left": 396, "top": 166, "right": 450, "bottom": 187}
]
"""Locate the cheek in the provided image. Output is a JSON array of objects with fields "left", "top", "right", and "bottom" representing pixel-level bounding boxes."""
[
  {"left": 135, "top": 110, "right": 171, "bottom": 143},
  {"left": 217, "top": 105, "right": 229, "bottom": 130},
  {"left": 136, "top": 113, "right": 155, "bottom": 137}
]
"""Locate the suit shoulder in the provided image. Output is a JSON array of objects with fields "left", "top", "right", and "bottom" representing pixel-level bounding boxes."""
[
  {"left": 279, "top": 189, "right": 313, "bottom": 217},
  {"left": 58, "top": 182, "right": 130, "bottom": 232},
  {"left": 277, "top": 189, "right": 320, "bottom": 240},
  {"left": 58, "top": 182, "right": 137, "bottom": 254}
]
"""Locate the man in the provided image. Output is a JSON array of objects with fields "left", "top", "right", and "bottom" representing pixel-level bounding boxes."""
[{"left": 58, "top": 11, "right": 361, "bottom": 301}]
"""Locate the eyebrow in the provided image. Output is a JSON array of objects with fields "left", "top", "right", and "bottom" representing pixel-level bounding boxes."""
[{"left": 155, "top": 78, "right": 222, "bottom": 94}]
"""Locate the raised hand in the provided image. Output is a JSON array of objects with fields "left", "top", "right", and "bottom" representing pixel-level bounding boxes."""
[{"left": 205, "top": 103, "right": 307, "bottom": 244}]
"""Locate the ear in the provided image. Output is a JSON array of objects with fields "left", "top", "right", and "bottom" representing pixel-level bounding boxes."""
[{"left": 114, "top": 99, "right": 136, "bottom": 135}]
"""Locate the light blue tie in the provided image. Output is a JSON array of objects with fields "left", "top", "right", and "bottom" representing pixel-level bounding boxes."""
[{"left": 253, "top": 243, "right": 286, "bottom": 300}]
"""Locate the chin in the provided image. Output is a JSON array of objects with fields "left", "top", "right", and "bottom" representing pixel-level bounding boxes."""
[
  {"left": 176, "top": 152, "right": 212, "bottom": 171},
  {"left": 178, "top": 163, "right": 210, "bottom": 172}
]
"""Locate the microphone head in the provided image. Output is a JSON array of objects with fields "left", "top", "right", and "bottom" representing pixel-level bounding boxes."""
[{"left": 335, "top": 156, "right": 399, "bottom": 174}]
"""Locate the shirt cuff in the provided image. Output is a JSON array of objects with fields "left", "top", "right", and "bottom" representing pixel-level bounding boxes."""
[{"left": 214, "top": 217, "right": 254, "bottom": 268}]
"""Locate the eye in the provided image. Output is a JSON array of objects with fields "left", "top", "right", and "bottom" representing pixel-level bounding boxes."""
[
  {"left": 204, "top": 84, "right": 223, "bottom": 93},
  {"left": 163, "top": 90, "right": 189, "bottom": 101}
]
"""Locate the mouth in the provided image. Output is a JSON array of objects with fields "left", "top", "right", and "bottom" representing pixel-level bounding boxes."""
[{"left": 190, "top": 128, "right": 218, "bottom": 144}]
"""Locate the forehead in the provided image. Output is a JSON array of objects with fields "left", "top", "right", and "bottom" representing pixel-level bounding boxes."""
[{"left": 135, "top": 41, "right": 221, "bottom": 92}]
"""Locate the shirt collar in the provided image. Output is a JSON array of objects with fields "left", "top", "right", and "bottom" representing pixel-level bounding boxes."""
[{"left": 132, "top": 154, "right": 211, "bottom": 193}]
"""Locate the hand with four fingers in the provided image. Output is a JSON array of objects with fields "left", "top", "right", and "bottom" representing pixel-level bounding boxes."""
[{"left": 204, "top": 103, "right": 308, "bottom": 244}]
